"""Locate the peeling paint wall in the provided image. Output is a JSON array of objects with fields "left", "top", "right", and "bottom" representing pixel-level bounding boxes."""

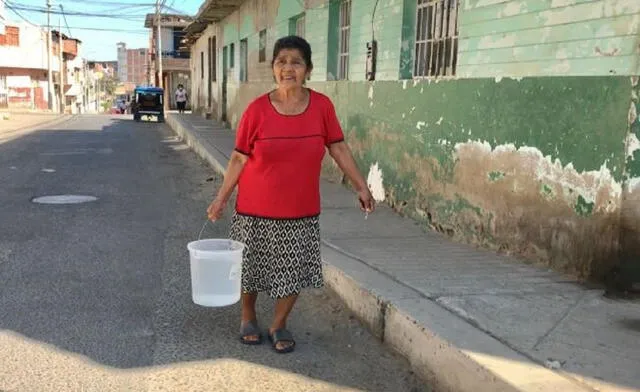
[
  {"left": 308, "top": 77, "right": 629, "bottom": 279},
  {"left": 188, "top": 0, "right": 640, "bottom": 282}
]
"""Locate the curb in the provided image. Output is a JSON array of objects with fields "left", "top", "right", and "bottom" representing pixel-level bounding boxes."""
[{"left": 164, "top": 114, "right": 593, "bottom": 392}]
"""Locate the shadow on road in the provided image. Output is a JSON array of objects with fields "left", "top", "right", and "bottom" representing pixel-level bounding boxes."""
[{"left": 0, "top": 115, "right": 425, "bottom": 392}]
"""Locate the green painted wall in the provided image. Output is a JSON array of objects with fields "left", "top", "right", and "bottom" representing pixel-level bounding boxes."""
[
  {"left": 349, "top": 0, "right": 405, "bottom": 80},
  {"left": 311, "top": 77, "right": 630, "bottom": 279},
  {"left": 458, "top": 0, "right": 640, "bottom": 77},
  {"left": 192, "top": 0, "right": 640, "bottom": 283},
  {"left": 306, "top": 4, "right": 330, "bottom": 81}
]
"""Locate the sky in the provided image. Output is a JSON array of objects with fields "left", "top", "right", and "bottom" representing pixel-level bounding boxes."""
[{"left": 2, "top": 0, "right": 201, "bottom": 61}]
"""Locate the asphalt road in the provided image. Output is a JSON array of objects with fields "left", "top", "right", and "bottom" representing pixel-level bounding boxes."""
[{"left": 0, "top": 115, "right": 427, "bottom": 392}]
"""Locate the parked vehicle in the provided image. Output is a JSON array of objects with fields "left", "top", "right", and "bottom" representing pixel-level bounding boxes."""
[{"left": 131, "top": 86, "right": 164, "bottom": 122}]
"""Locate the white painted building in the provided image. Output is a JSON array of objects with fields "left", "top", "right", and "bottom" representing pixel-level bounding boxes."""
[
  {"left": 0, "top": 18, "right": 92, "bottom": 113},
  {"left": 0, "top": 21, "right": 60, "bottom": 110}
]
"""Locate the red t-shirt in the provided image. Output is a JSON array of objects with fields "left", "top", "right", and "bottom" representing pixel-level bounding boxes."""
[{"left": 234, "top": 89, "right": 344, "bottom": 219}]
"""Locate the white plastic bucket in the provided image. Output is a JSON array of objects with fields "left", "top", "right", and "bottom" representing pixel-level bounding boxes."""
[{"left": 187, "top": 239, "right": 245, "bottom": 307}]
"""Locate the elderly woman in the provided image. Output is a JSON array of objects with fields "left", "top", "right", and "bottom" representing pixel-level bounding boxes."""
[{"left": 207, "top": 35, "right": 374, "bottom": 354}]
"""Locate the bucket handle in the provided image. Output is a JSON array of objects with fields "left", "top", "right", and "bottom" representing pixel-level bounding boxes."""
[{"left": 198, "top": 219, "right": 211, "bottom": 241}]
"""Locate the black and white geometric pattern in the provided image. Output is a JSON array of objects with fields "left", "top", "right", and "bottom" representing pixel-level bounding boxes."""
[{"left": 229, "top": 213, "right": 323, "bottom": 299}]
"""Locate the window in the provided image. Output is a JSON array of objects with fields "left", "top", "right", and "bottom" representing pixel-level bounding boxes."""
[
  {"left": 414, "top": 0, "right": 459, "bottom": 78},
  {"left": 338, "top": 1, "right": 351, "bottom": 80},
  {"left": 296, "top": 15, "right": 305, "bottom": 37},
  {"left": 289, "top": 13, "right": 305, "bottom": 38},
  {"left": 229, "top": 43, "right": 235, "bottom": 68},
  {"left": 200, "top": 51, "right": 204, "bottom": 79},
  {"left": 240, "top": 39, "right": 248, "bottom": 82},
  {"left": 258, "top": 30, "right": 267, "bottom": 63},
  {"left": 0, "top": 26, "right": 20, "bottom": 46}
]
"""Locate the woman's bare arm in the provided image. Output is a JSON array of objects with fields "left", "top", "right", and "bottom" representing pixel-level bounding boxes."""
[{"left": 328, "top": 141, "right": 375, "bottom": 211}]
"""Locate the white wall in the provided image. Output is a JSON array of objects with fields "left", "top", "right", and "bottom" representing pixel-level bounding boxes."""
[
  {"left": 190, "top": 24, "right": 221, "bottom": 115},
  {"left": 161, "top": 27, "right": 174, "bottom": 53},
  {"left": 0, "top": 22, "right": 58, "bottom": 71}
]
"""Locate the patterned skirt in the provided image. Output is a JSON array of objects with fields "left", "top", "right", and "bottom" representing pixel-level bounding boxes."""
[{"left": 229, "top": 213, "right": 324, "bottom": 299}]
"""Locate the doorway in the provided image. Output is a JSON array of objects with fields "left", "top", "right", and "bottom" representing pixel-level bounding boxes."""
[{"left": 221, "top": 45, "right": 228, "bottom": 123}]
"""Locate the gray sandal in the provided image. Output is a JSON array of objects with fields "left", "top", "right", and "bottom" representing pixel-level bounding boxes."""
[
  {"left": 268, "top": 328, "right": 296, "bottom": 354},
  {"left": 239, "top": 321, "right": 263, "bottom": 345}
]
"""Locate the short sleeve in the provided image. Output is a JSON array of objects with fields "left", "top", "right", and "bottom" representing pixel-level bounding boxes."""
[
  {"left": 322, "top": 96, "right": 345, "bottom": 146},
  {"left": 234, "top": 103, "right": 257, "bottom": 155}
]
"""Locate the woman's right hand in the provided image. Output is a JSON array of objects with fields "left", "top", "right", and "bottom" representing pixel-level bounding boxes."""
[{"left": 207, "top": 197, "right": 226, "bottom": 221}]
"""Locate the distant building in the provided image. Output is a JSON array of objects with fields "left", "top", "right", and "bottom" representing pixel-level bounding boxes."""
[
  {"left": 116, "top": 43, "right": 148, "bottom": 85},
  {"left": 0, "top": 21, "right": 84, "bottom": 112},
  {"left": 87, "top": 60, "right": 118, "bottom": 78},
  {"left": 127, "top": 48, "right": 148, "bottom": 85},
  {"left": 144, "top": 13, "right": 192, "bottom": 110},
  {"left": 116, "top": 42, "right": 127, "bottom": 82}
]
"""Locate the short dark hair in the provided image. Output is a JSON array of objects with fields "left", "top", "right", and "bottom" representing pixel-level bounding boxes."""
[{"left": 271, "top": 35, "right": 313, "bottom": 70}]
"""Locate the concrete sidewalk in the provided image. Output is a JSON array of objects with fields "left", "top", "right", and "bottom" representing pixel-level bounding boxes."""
[{"left": 166, "top": 113, "right": 640, "bottom": 392}]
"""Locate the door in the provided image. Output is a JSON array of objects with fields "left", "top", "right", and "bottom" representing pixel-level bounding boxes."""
[
  {"left": 221, "top": 45, "right": 228, "bottom": 123},
  {"left": 0, "top": 76, "right": 7, "bottom": 109},
  {"left": 207, "top": 37, "right": 212, "bottom": 109}
]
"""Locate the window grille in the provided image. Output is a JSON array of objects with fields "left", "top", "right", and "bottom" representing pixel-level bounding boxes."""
[
  {"left": 338, "top": 0, "right": 351, "bottom": 80},
  {"left": 414, "top": 0, "right": 459, "bottom": 78}
]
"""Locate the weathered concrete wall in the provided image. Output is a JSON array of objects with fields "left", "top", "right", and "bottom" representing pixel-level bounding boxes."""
[
  {"left": 217, "top": 75, "right": 633, "bottom": 281},
  {"left": 188, "top": 0, "right": 640, "bottom": 282},
  {"left": 313, "top": 77, "right": 630, "bottom": 280},
  {"left": 618, "top": 77, "right": 640, "bottom": 286},
  {"left": 190, "top": 24, "right": 221, "bottom": 116}
]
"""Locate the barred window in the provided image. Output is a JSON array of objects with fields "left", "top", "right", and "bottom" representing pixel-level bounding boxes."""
[
  {"left": 414, "top": 0, "right": 459, "bottom": 78},
  {"left": 337, "top": 0, "right": 351, "bottom": 80}
]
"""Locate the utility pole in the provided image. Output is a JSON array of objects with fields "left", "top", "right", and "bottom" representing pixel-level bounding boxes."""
[
  {"left": 156, "top": 0, "right": 162, "bottom": 88},
  {"left": 46, "top": 0, "right": 53, "bottom": 111},
  {"left": 58, "top": 15, "right": 64, "bottom": 113}
]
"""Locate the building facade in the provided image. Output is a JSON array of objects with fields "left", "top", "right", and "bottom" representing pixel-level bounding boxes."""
[
  {"left": 116, "top": 42, "right": 149, "bottom": 85},
  {"left": 145, "top": 13, "right": 192, "bottom": 110},
  {"left": 0, "top": 21, "right": 60, "bottom": 111},
  {"left": 116, "top": 42, "right": 127, "bottom": 82},
  {"left": 184, "top": 0, "right": 640, "bottom": 284},
  {"left": 88, "top": 60, "right": 118, "bottom": 79},
  {"left": 126, "top": 47, "right": 149, "bottom": 85}
]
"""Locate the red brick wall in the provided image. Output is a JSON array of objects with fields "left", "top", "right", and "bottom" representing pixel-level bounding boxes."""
[
  {"left": 0, "top": 26, "right": 20, "bottom": 46},
  {"left": 63, "top": 39, "right": 78, "bottom": 56}
]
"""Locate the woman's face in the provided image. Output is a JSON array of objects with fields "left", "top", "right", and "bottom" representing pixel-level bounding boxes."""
[{"left": 272, "top": 48, "right": 310, "bottom": 89}]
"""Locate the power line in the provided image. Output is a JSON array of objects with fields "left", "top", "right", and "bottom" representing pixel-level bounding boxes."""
[
  {"left": 59, "top": 4, "right": 71, "bottom": 36},
  {"left": 65, "top": 0, "right": 156, "bottom": 6},
  {"left": 62, "top": 25, "right": 149, "bottom": 34},
  {"left": 4, "top": 2, "right": 40, "bottom": 27},
  {"left": 6, "top": 2, "right": 149, "bottom": 21}
]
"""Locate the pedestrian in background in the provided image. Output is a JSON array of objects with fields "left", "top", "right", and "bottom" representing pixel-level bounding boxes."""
[
  {"left": 207, "top": 35, "right": 374, "bottom": 354},
  {"left": 175, "top": 84, "right": 188, "bottom": 114}
]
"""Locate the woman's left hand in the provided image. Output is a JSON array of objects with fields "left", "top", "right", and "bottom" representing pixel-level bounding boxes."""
[{"left": 357, "top": 188, "right": 375, "bottom": 213}]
